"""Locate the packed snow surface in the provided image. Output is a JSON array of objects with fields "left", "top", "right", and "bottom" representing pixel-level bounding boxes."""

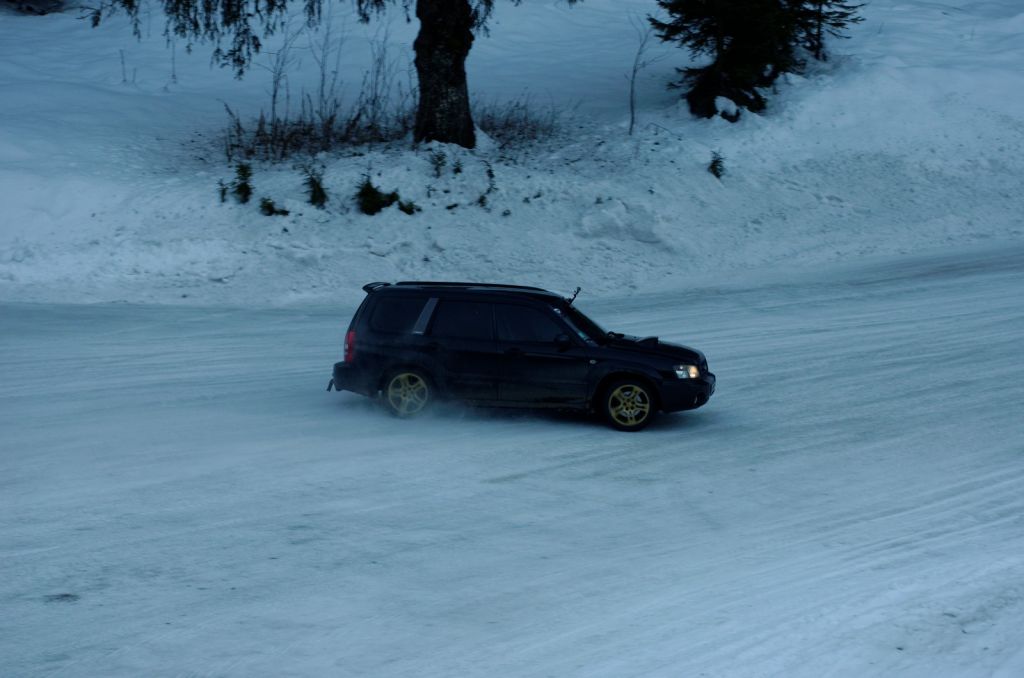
[
  {"left": 3, "top": 245, "right": 1024, "bottom": 676},
  {"left": 2, "top": 0, "right": 1024, "bottom": 675}
]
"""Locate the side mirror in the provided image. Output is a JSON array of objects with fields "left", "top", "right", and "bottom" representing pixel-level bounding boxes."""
[{"left": 554, "top": 333, "right": 572, "bottom": 351}]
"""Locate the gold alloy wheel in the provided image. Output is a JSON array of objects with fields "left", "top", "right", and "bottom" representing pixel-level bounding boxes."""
[
  {"left": 607, "top": 384, "right": 651, "bottom": 428},
  {"left": 386, "top": 372, "right": 430, "bottom": 417}
]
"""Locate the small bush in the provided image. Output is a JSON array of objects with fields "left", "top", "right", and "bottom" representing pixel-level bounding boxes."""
[
  {"left": 452, "top": 159, "right": 463, "bottom": 175},
  {"left": 398, "top": 199, "right": 421, "bottom": 215},
  {"left": 303, "top": 166, "right": 328, "bottom": 208},
  {"left": 483, "top": 161, "right": 497, "bottom": 194},
  {"left": 232, "top": 163, "right": 253, "bottom": 204},
  {"left": 429, "top": 150, "right": 447, "bottom": 178},
  {"left": 356, "top": 176, "right": 399, "bottom": 215},
  {"left": 708, "top": 151, "right": 725, "bottom": 179},
  {"left": 259, "top": 197, "right": 290, "bottom": 216},
  {"left": 220, "top": 32, "right": 416, "bottom": 162},
  {"left": 474, "top": 95, "right": 564, "bottom": 147},
  {"left": 218, "top": 180, "right": 228, "bottom": 203}
]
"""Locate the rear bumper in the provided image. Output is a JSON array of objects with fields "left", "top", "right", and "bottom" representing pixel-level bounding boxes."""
[
  {"left": 658, "top": 372, "right": 716, "bottom": 412},
  {"left": 331, "top": 362, "right": 377, "bottom": 397}
]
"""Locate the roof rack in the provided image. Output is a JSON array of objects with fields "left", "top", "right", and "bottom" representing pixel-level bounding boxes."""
[{"left": 394, "top": 281, "right": 550, "bottom": 292}]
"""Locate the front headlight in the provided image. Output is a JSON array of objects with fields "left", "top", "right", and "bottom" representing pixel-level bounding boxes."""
[{"left": 674, "top": 364, "right": 700, "bottom": 379}]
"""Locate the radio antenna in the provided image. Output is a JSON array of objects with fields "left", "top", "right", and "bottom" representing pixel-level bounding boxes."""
[{"left": 568, "top": 286, "right": 581, "bottom": 305}]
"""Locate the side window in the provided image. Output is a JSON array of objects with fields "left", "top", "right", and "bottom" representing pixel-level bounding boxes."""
[
  {"left": 495, "top": 304, "right": 567, "bottom": 343},
  {"left": 552, "top": 307, "right": 595, "bottom": 343},
  {"left": 368, "top": 296, "right": 427, "bottom": 334},
  {"left": 429, "top": 300, "right": 493, "bottom": 340}
]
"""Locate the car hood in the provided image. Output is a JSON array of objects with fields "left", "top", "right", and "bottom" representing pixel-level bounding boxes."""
[{"left": 601, "top": 334, "right": 706, "bottom": 365}]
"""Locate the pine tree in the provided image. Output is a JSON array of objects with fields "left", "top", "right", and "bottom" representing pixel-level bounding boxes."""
[
  {"left": 650, "top": 0, "right": 800, "bottom": 120},
  {"left": 93, "top": 0, "right": 579, "bottom": 149},
  {"left": 794, "top": 0, "right": 864, "bottom": 62}
]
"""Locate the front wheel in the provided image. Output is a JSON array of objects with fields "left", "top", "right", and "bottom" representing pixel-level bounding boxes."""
[
  {"left": 602, "top": 379, "right": 656, "bottom": 432},
  {"left": 383, "top": 369, "right": 433, "bottom": 418}
]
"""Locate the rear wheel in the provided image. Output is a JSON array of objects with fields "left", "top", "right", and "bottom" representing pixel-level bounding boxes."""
[
  {"left": 602, "top": 378, "right": 655, "bottom": 432},
  {"left": 383, "top": 369, "right": 433, "bottom": 417}
]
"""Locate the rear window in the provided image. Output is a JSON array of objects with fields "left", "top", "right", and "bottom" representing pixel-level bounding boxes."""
[
  {"left": 368, "top": 295, "right": 427, "bottom": 334},
  {"left": 429, "top": 300, "right": 493, "bottom": 340}
]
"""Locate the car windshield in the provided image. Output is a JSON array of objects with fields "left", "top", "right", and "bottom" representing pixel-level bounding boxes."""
[{"left": 554, "top": 303, "right": 607, "bottom": 344}]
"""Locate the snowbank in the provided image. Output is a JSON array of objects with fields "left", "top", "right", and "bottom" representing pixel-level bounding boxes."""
[{"left": 1, "top": 0, "right": 1022, "bottom": 306}]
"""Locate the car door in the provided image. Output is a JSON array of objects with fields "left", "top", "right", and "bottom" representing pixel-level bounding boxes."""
[
  {"left": 425, "top": 299, "right": 501, "bottom": 401},
  {"left": 494, "top": 302, "right": 593, "bottom": 406}
]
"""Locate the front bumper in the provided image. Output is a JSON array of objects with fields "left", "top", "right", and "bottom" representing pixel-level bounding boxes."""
[{"left": 659, "top": 372, "right": 716, "bottom": 412}]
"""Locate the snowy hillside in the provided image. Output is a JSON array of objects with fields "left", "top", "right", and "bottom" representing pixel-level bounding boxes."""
[{"left": 1, "top": 0, "right": 1022, "bottom": 305}]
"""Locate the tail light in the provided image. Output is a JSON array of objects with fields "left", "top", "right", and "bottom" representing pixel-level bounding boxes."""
[{"left": 344, "top": 330, "right": 356, "bottom": 363}]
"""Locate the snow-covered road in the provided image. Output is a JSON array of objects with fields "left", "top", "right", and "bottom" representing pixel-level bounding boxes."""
[{"left": 3, "top": 245, "right": 1023, "bottom": 677}]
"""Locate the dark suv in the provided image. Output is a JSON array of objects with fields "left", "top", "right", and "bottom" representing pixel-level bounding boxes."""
[{"left": 328, "top": 282, "right": 715, "bottom": 431}]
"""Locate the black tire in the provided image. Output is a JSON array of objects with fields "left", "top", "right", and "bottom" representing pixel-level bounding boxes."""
[
  {"left": 601, "top": 378, "right": 656, "bottom": 432},
  {"left": 382, "top": 369, "right": 433, "bottom": 418}
]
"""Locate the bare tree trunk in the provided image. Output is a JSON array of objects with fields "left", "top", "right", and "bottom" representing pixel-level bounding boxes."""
[
  {"left": 413, "top": 0, "right": 476, "bottom": 148},
  {"left": 814, "top": 4, "right": 826, "bottom": 61}
]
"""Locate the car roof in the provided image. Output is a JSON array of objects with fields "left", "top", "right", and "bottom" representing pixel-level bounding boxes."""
[{"left": 363, "top": 281, "right": 565, "bottom": 302}]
